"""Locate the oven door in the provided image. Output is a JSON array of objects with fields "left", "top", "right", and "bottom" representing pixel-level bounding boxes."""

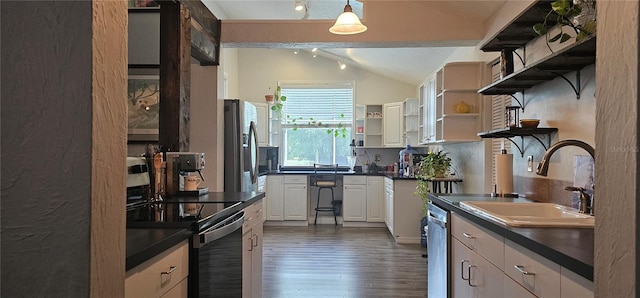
[{"left": 195, "top": 210, "right": 245, "bottom": 297}]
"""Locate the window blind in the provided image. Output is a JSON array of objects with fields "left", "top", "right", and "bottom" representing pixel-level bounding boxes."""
[
  {"left": 280, "top": 84, "right": 353, "bottom": 125},
  {"left": 490, "top": 61, "right": 512, "bottom": 186}
]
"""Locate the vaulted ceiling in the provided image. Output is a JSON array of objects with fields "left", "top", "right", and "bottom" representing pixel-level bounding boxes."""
[{"left": 203, "top": 0, "right": 507, "bottom": 85}]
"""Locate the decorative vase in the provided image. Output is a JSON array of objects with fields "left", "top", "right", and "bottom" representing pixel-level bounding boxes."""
[
  {"left": 265, "top": 95, "right": 274, "bottom": 103},
  {"left": 455, "top": 101, "right": 470, "bottom": 113}
]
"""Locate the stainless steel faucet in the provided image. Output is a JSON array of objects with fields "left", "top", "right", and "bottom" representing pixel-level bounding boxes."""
[
  {"left": 536, "top": 139, "right": 595, "bottom": 215},
  {"left": 536, "top": 139, "right": 595, "bottom": 176}
]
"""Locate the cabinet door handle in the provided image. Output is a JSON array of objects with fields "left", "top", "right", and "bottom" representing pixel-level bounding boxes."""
[
  {"left": 462, "top": 232, "right": 474, "bottom": 239},
  {"left": 514, "top": 265, "right": 535, "bottom": 276},
  {"left": 461, "top": 260, "right": 470, "bottom": 280},
  {"left": 467, "top": 265, "right": 477, "bottom": 287},
  {"left": 248, "top": 237, "right": 254, "bottom": 251},
  {"left": 252, "top": 234, "right": 259, "bottom": 247},
  {"left": 161, "top": 266, "right": 177, "bottom": 275}
]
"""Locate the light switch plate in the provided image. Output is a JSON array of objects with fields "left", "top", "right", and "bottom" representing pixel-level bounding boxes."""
[{"left": 527, "top": 156, "right": 533, "bottom": 172}]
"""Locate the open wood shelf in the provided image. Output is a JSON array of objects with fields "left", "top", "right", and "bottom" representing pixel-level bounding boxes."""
[
  {"left": 478, "top": 127, "right": 558, "bottom": 156},
  {"left": 480, "top": 0, "right": 556, "bottom": 52},
  {"left": 478, "top": 36, "right": 596, "bottom": 96}
]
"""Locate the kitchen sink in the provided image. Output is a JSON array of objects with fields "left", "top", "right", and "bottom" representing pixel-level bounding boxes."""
[{"left": 459, "top": 201, "right": 594, "bottom": 228}]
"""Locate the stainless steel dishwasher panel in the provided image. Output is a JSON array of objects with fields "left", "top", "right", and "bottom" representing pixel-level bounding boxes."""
[{"left": 427, "top": 202, "right": 450, "bottom": 298}]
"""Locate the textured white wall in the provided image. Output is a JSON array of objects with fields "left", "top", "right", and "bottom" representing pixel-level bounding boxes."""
[
  {"left": 594, "top": 1, "right": 638, "bottom": 296},
  {"left": 236, "top": 48, "right": 417, "bottom": 105}
]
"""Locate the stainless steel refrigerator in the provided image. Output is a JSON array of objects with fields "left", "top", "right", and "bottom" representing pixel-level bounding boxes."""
[{"left": 224, "top": 99, "right": 259, "bottom": 192}]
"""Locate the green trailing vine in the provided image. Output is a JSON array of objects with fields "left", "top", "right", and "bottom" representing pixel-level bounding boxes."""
[{"left": 533, "top": 0, "right": 596, "bottom": 52}]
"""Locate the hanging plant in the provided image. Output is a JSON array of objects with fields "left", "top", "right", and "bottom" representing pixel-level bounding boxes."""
[{"left": 533, "top": 0, "right": 596, "bottom": 51}]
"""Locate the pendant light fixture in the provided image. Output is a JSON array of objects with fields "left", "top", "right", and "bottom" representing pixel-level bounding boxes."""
[{"left": 329, "top": 0, "right": 367, "bottom": 35}]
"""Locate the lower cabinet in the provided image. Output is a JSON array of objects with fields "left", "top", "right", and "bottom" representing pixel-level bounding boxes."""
[
  {"left": 283, "top": 175, "right": 308, "bottom": 221},
  {"left": 265, "top": 175, "right": 284, "bottom": 221},
  {"left": 343, "top": 176, "right": 367, "bottom": 222},
  {"left": 242, "top": 199, "right": 264, "bottom": 298},
  {"left": 366, "top": 176, "right": 384, "bottom": 222},
  {"left": 266, "top": 175, "right": 308, "bottom": 222},
  {"left": 125, "top": 240, "right": 189, "bottom": 298},
  {"left": 383, "top": 177, "right": 424, "bottom": 244},
  {"left": 452, "top": 237, "right": 504, "bottom": 298},
  {"left": 450, "top": 212, "right": 593, "bottom": 298}
]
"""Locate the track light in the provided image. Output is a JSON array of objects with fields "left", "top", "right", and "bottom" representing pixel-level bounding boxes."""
[
  {"left": 312, "top": 48, "right": 318, "bottom": 58},
  {"left": 294, "top": 0, "right": 305, "bottom": 11},
  {"left": 338, "top": 61, "right": 346, "bottom": 70},
  {"left": 329, "top": 0, "right": 367, "bottom": 35},
  {"left": 293, "top": 49, "right": 299, "bottom": 55}
]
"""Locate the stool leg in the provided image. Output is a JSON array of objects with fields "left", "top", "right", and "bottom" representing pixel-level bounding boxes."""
[
  {"left": 330, "top": 187, "right": 337, "bottom": 226},
  {"left": 314, "top": 187, "right": 321, "bottom": 225}
]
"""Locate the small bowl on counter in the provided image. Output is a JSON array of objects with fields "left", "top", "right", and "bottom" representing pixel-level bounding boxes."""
[{"left": 520, "top": 119, "right": 540, "bottom": 129}]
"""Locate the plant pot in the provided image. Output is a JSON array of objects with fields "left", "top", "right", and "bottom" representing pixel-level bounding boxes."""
[{"left": 265, "top": 95, "right": 274, "bottom": 103}]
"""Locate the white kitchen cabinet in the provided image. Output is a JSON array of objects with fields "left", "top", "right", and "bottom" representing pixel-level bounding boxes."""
[
  {"left": 242, "top": 200, "right": 264, "bottom": 298},
  {"left": 383, "top": 102, "right": 404, "bottom": 147},
  {"left": 420, "top": 78, "right": 437, "bottom": 144},
  {"left": 366, "top": 176, "right": 384, "bottom": 222},
  {"left": 384, "top": 177, "right": 394, "bottom": 235},
  {"left": 423, "top": 62, "right": 484, "bottom": 144},
  {"left": 452, "top": 237, "right": 504, "bottom": 298},
  {"left": 403, "top": 98, "right": 420, "bottom": 146},
  {"left": 560, "top": 267, "right": 594, "bottom": 298},
  {"left": 125, "top": 240, "right": 189, "bottom": 298},
  {"left": 504, "top": 239, "right": 561, "bottom": 298},
  {"left": 254, "top": 102, "right": 270, "bottom": 146},
  {"left": 355, "top": 104, "right": 383, "bottom": 147},
  {"left": 283, "top": 175, "right": 308, "bottom": 221},
  {"left": 265, "top": 175, "right": 284, "bottom": 221},
  {"left": 343, "top": 176, "right": 367, "bottom": 222},
  {"left": 257, "top": 175, "right": 267, "bottom": 222},
  {"left": 384, "top": 177, "right": 424, "bottom": 244},
  {"left": 450, "top": 213, "right": 593, "bottom": 298}
]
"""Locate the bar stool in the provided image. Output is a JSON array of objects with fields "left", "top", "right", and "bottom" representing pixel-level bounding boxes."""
[{"left": 312, "top": 164, "right": 341, "bottom": 225}]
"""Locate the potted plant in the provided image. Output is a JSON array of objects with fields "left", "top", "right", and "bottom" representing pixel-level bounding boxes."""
[
  {"left": 269, "top": 85, "right": 286, "bottom": 117},
  {"left": 414, "top": 150, "right": 452, "bottom": 215},
  {"left": 533, "top": 0, "right": 596, "bottom": 51}
]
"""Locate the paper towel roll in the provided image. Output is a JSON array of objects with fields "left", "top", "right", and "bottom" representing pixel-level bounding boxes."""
[{"left": 496, "top": 153, "right": 514, "bottom": 195}]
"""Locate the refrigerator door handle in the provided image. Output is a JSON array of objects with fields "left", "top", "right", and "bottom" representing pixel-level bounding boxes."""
[{"left": 248, "top": 121, "right": 259, "bottom": 184}]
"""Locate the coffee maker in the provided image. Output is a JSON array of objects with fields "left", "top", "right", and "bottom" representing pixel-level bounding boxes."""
[{"left": 165, "top": 152, "right": 208, "bottom": 196}]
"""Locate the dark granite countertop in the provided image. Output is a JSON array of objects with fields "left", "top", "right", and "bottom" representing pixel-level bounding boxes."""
[
  {"left": 427, "top": 193, "right": 594, "bottom": 281},
  {"left": 126, "top": 191, "right": 265, "bottom": 271}
]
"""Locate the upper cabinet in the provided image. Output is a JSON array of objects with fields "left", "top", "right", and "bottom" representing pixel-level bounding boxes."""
[
  {"left": 383, "top": 102, "right": 404, "bottom": 147},
  {"left": 421, "top": 62, "right": 485, "bottom": 144},
  {"left": 477, "top": 0, "right": 596, "bottom": 99},
  {"left": 355, "top": 104, "right": 384, "bottom": 148},
  {"left": 403, "top": 98, "right": 420, "bottom": 146}
]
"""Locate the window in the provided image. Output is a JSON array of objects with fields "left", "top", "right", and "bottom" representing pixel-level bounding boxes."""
[{"left": 279, "top": 82, "right": 353, "bottom": 166}]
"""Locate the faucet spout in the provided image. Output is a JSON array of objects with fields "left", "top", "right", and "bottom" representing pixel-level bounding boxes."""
[{"left": 536, "top": 139, "right": 595, "bottom": 176}]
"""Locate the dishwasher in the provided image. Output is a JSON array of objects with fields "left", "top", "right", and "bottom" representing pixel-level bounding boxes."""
[{"left": 427, "top": 201, "right": 450, "bottom": 298}]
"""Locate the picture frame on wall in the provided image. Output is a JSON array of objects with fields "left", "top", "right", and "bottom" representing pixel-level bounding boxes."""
[{"left": 128, "top": 68, "right": 160, "bottom": 142}]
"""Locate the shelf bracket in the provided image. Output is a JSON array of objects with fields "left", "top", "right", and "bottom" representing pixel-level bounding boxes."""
[
  {"left": 502, "top": 131, "right": 553, "bottom": 157},
  {"left": 504, "top": 137, "right": 525, "bottom": 157},
  {"left": 509, "top": 91, "right": 525, "bottom": 112},
  {"left": 514, "top": 47, "right": 526, "bottom": 67},
  {"left": 551, "top": 70, "right": 581, "bottom": 100}
]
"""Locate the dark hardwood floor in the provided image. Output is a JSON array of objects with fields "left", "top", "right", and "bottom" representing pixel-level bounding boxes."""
[{"left": 262, "top": 226, "right": 428, "bottom": 298}]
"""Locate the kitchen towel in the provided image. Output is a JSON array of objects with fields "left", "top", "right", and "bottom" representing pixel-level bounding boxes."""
[{"left": 496, "top": 153, "right": 514, "bottom": 195}]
